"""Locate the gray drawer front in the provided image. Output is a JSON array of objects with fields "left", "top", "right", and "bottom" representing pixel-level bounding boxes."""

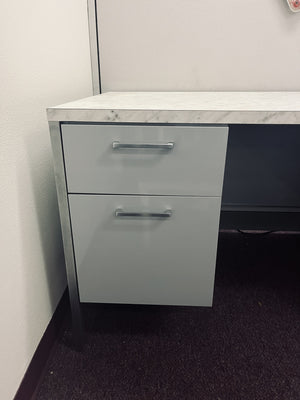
[
  {"left": 69, "top": 194, "right": 221, "bottom": 306},
  {"left": 62, "top": 124, "right": 228, "bottom": 196}
]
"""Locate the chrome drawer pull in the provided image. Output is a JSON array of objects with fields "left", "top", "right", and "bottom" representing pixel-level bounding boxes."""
[
  {"left": 112, "top": 141, "right": 174, "bottom": 150},
  {"left": 115, "top": 208, "right": 172, "bottom": 219}
]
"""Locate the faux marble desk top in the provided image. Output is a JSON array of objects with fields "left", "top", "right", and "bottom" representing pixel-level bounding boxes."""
[{"left": 47, "top": 92, "right": 300, "bottom": 125}]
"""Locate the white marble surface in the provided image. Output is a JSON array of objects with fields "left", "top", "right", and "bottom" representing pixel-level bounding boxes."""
[{"left": 47, "top": 92, "right": 300, "bottom": 124}]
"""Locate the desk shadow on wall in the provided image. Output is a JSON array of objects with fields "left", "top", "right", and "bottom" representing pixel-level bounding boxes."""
[{"left": 17, "top": 129, "right": 67, "bottom": 358}]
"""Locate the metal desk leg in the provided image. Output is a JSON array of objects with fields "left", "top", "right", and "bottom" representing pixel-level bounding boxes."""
[{"left": 49, "top": 121, "right": 84, "bottom": 349}]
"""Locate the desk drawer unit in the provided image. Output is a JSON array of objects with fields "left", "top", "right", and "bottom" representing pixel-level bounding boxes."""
[
  {"left": 59, "top": 123, "right": 227, "bottom": 312},
  {"left": 62, "top": 124, "right": 228, "bottom": 196},
  {"left": 68, "top": 194, "right": 221, "bottom": 306}
]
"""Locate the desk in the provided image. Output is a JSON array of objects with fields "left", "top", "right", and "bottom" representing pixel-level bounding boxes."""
[{"left": 47, "top": 92, "right": 300, "bottom": 347}]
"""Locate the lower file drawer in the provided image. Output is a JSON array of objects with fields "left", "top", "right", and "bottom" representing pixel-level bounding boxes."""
[{"left": 69, "top": 194, "right": 222, "bottom": 306}]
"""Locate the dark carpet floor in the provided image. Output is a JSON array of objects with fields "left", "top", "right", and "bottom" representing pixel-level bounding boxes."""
[{"left": 35, "top": 231, "right": 300, "bottom": 400}]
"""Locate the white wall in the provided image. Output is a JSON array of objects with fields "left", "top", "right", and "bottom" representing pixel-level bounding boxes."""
[
  {"left": 0, "top": 2, "right": 92, "bottom": 399},
  {"left": 98, "top": 0, "right": 300, "bottom": 92}
]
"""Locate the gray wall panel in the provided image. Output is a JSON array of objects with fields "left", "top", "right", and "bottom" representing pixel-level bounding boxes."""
[{"left": 222, "top": 125, "right": 300, "bottom": 208}]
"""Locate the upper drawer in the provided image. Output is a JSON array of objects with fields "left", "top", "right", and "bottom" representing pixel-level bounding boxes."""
[{"left": 61, "top": 124, "right": 228, "bottom": 196}]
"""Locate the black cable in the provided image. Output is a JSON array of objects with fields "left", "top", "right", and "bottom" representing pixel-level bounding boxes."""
[{"left": 237, "top": 229, "right": 277, "bottom": 235}]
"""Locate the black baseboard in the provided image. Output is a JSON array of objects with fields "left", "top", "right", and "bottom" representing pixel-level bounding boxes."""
[{"left": 14, "top": 289, "right": 69, "bottom": 400}]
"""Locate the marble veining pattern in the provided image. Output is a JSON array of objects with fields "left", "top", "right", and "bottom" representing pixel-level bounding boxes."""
[{"left": 47, "top": 92, "right": 300, "bottom": 124}]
